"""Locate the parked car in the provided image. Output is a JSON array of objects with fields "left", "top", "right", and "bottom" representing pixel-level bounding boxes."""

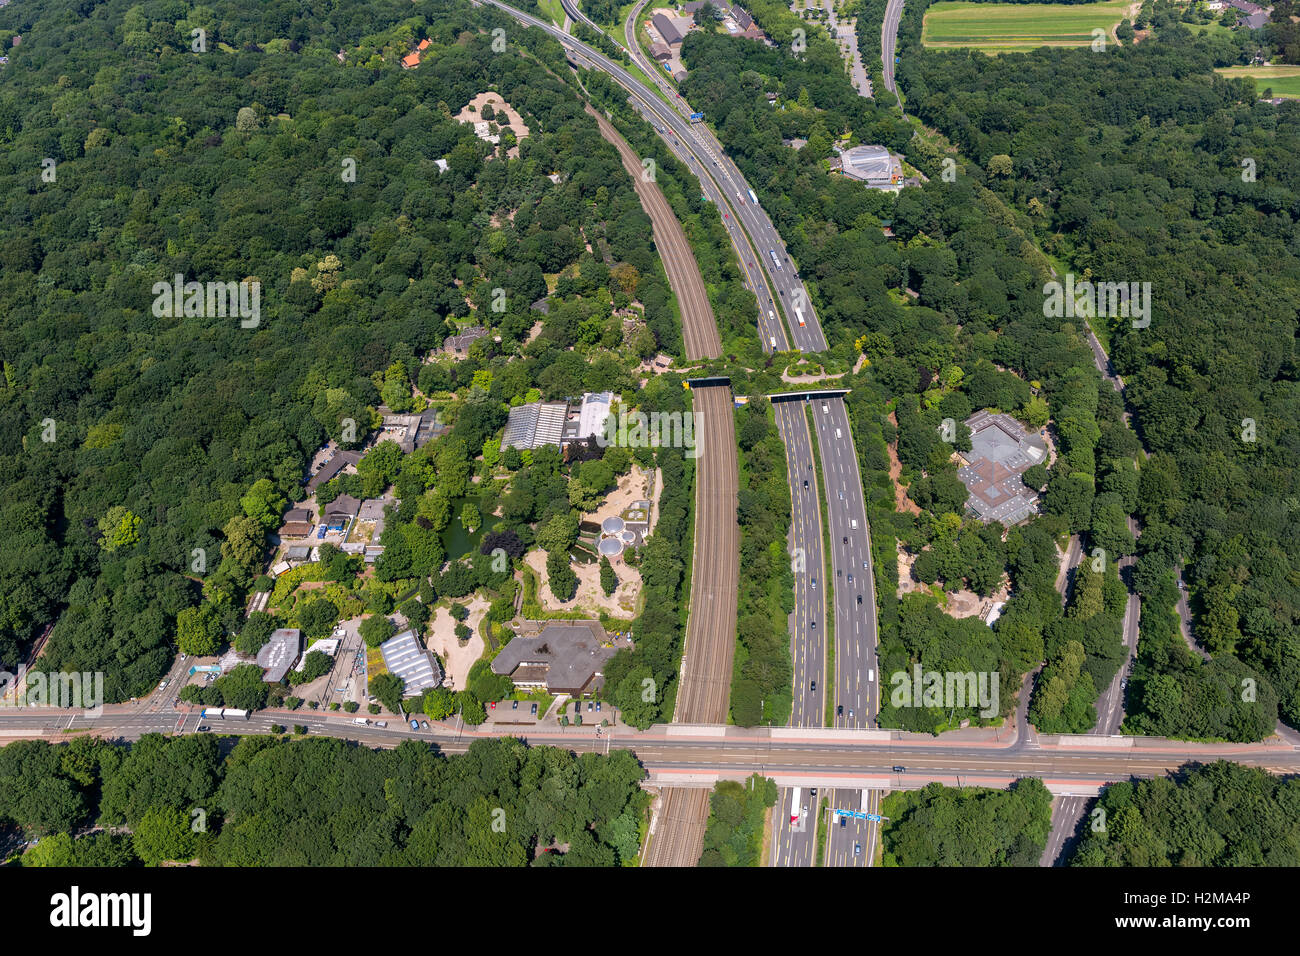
[
  {"left": 595, "top": 701, "right": 602, "bottom": 712},
  {"left": 376, "top": 721, "right": 387, "bottom": 728},
  {"left": 892, "top": 766, "right": 906, "bottom": 773},
  {"left": 490, "top": 702, "right": 496, "bottom": 710},
  {"left": 587, "top": 702, "right": 593, "bottom": 712},
  {"left": 530, "top": 702, "right": 538, "bottom": 715},
  {"left": 410, "top": 719, "right": 420, "bottom": 730},
  {"left": 421, "top": 721, "right": 429, "bottom": 729}
]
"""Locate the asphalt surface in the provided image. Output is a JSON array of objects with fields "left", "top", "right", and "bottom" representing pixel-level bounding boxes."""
[
  {"left": 1040, "top": 794, "right": 1088, "bottom": 867},
  {"left": 621, "top": 0, "right": 827, "bottom": 351},
  {"left": 823, "top": 787, "right": 880, "bottom": 867},
  {"left": 810, "top": 397, "right": 879, "bottom": 725},
  {"left": 769, "top": 401, "right": 826, "bottom": 868},
  {"left": 7, "top": 707, "right": 1297, "bottom": 784},
  {"left": 881, "top": 0, "right": 905, "bottom": 96}
]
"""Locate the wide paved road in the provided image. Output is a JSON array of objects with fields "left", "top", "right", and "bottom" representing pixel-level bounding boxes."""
[
  {"left": 824, "top": 788, "right": 880, "bottom": 867},
  {"left": 810, "top": 397, "right": 879, "bottom": 725},
  {"left": 769, "top": 400, "right": 826, "bottom": 867},
  {"left": 620, "top": 0, "right": 828, "bottom": 352},
  {"left": 881, "top": 0, "right": 905, "bottom": 97}
]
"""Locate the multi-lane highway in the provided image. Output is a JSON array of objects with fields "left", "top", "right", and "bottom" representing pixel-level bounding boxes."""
[
  {"left": 6, "top": 706, "right": 1298, "bottom": 786},
  {"left": 549, "top": 0, "right": 825, "bottom": 352},
  {"left": 769, "top": 400, "right": 826, "bottom": 867},
  {"left": 810, "top": 396, "right": 879, "bottom": 725}
]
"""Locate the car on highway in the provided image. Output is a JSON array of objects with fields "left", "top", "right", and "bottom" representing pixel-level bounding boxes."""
[
  {"left": 822, "top": 403, "right": 828, "bottom": 414},
  {"left": 847, "top": 573, "right": 853, "bottom": 583},
  {"left": 811, "top": 619, "right": 816, "bottom": 629},
  {"left": 840, "top": 815, "right": 847, "bottom": 828},
  {"left": 854, "top": 842, "right": 861, "bottom": 857},
  {"left": 851, "top": 518, "right": 858, "bottom": 530},
  {"left": 803, "top": 479, "right": 808, "bottom": 488},
  {"left": 810, "top": 680, "right": 816, "bottom": 692},
  {"left": 198, "top": 725, "right": 209, "bottom": 732},
  {"left": 811, "top": 576, "right": 816, "bottom": 589},
  {"left": 842, "top": 536, "right": 848, "bottom": 544},
  {"left": 837, "top": 705, "right": 843, "bottom": 715},
  {"left": 810, "top": 788, "right": 817, "bottom": 796},
  {"left": 857, "top": 595, "right": 863, "bottom": 605},
  {"left": 863, "top": 561, "right": 868, "bottom": 570},
  {"left": 892, "top": 766, "right": 906, "bottom": 773},
  {"left": 848, "top": 709, "right": 854, "bottom": 718}
]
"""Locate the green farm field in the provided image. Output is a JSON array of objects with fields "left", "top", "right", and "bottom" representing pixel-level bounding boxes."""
[
  {"left": 1215, "top": 65, "right": 1300, "bottom": 98},
  {"left": 921, "top": 0, "right": 1133, "bottom": 51}
]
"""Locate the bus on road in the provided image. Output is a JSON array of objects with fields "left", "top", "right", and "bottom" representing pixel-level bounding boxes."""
[{"left": 747, "top": 188, "right": 758, "bottom": 205}]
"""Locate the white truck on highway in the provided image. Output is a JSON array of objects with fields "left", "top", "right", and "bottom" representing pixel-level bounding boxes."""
[
  {"left": 747, "top": 188, "right": 758, "bottom": 205},
  {"left": 790, "top": 787, "right": 802, "bottom": 824}
]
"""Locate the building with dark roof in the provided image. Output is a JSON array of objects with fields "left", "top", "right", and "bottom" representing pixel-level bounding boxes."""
[
  {"left": 652, "top": 12, "right": 686, "bottom": 45},
  {"left": 444, "top": 326, "right": 487, "bottom": 355},
  {"left": 490, "top": 621, "right": 619, "bottom": 696},
  {"left": 956, "top": 411, "right": 1047, "bottom": 526},
  {"left": 306, "top": 449, "right": 361, "bottom": 493},
  {"left": 324, "top": 494, "right": 361, "bottom": 530}
]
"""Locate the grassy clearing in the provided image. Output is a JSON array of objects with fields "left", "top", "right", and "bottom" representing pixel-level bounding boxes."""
[
  {"left": 921, "top": 0, "right": 1130, "bottom": 50},
  {"left": 1215, "top": 65, "right": 1300, "bottom": 98}
]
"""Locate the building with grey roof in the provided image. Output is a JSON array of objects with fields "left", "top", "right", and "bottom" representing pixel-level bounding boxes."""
[
  {"left": 835, "top": 145, "right": 902, "bottom": 190},
  {"left": 444, "top": 326, "right": 486, "bottom": 355},
  {"left": 956, "top": 411, "right": 1047, "bottom": 526},
  {"left": 257, "top": 628, "right": 303, "bottom": 683},
  {"left": 502, "top": 401, "right": 569, "bottom": 451},
  {"left": 307, "top": 449, "right": 361, "bottom": 493},
  {"left": 379, "top": 629, "right": 442, "bottom": 697},
  {"left": 490, "top": 621, "right": 619, "bottom": 696},
  {"left": 652, "top": 12, "right": 686, "bottom": 45}
]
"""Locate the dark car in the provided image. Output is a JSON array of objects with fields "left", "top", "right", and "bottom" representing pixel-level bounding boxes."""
[
  {"left": 892, "top": 766, "right": 906, "bottom": 773},
  {"left": 530, "top": 702, "right": 538, "bottom": 715},
  {"left": 837, "top": 705, "right": 843, "bottom": 716},
  {"left": 840, "top": 816, "right": 847, "bottom": 829},
  {"left": 803, "top": 479, "right": 809, "bottom": 488},
  {"left": 857, "top": 595, "right": 863, "bottom": 605},
  {"left": 810, "top": 680, "right": 816, "bottom": 692},
  {"left": 811, "top": 619, "right": 816, "bottom": 630}
]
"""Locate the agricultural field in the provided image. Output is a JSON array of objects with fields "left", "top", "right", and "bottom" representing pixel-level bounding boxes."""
[
  {"left": 921, "top": 0, "right": 1134, "bottom": 52},
  {"left": 1215, "top": 65, "right": 1300, "bottom": 98}
]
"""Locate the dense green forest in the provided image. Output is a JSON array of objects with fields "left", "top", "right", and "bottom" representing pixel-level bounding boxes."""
[
  {"left": 731, "top": 398, "right": 794, "bottom": 725},
  {"left": 698, "top": 773, "right": 777, "bottom": 866},
  {"left": 0, "top": 0, "right": 695, "bottom": 700},
  {"left": 895, "top": 0, "right": 1300, "bottom": 732},
  {"left": 880, "top": 777, "right": 1053, "bottom": 866},
  {"left": 682, "top": 0, "right": 1149, "bottom": 733},
  {"left": 1, "top": 734, "right": 648, "bottom": 866},
  {"left": 1070, "top": 761, "right": 1300, "bottom": 866}
]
